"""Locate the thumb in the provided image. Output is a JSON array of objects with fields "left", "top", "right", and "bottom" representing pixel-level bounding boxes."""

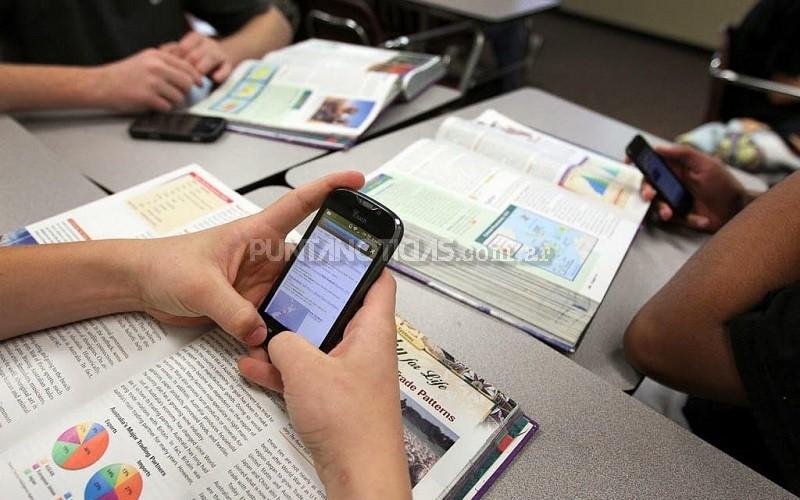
[
  {"left": 268, "top": 332, "right": 325, "bottom": 378},
  {"left": 200, "top": 275, "right": 267, "bottom": 346}
]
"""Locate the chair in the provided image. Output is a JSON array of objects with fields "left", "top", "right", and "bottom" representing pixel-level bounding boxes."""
[
  {"left": 705, "top": 26, "right": 800, "bottom": 124},
  {"left": 304, "top": 0, "right": 386, "bottom": 45}
]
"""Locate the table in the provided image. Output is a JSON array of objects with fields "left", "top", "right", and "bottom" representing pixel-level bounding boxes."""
[
  {"left": 0, "top": 116, "right": 106, "bottom": 234},
  {"left": 392, "top": 0, "right": 558, "bottom": 92},
  {"left": 244, "top": 185, "right": 789, "bottom": 499},
  {"left": 399, "top": 0, "right": 559, "bottom": 23},
  {"left": 286, "top": 87, "right": 767, "bottom": 391},
  {"left": 15, "top": 85, "right": 459, "bottom": 193}
]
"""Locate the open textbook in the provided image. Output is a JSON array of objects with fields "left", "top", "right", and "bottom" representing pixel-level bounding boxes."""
[
  {"left": 191, "top": 39, "right": 446, "bottom": 149},
  {"left": 361, "top": 110, "right": 651, "bottom": 351},
  {"left": 0, "top": 166, "right": 536, "bottom": 499}
]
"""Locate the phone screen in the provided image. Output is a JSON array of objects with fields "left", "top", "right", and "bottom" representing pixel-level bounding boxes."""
[
  {"left": 263, "top": 209, "right": 383, "bottom": 347},
  {"left": 635, "top": 147, "right": 687, "bottom": 208}
]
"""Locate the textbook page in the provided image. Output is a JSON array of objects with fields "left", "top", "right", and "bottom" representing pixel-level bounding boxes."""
[
  {"left": 191, "top": 54, "right": 397, "bottom": 140},
  {"left": 435, "top": 111, "right": 649, "bottom": 222},
  {"left": 0, "top": 319, "right": 528, "bottom": 500},
  {"left": 363, "top": 139, "right": 642, "bottom": 349},
  {"left": 0, "top": 166, "right": 262, "bottom": 449}
]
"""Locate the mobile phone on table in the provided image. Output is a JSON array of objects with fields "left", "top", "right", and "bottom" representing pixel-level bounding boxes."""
[
  {"left": 626, "top": 134, "right": 693, "bottom": 215},
  {"left": 258, "top": 188, "right": 404, "bottom": 353},
  {"left": 128, "top": 113, "right": 226, "bottom": 142}
]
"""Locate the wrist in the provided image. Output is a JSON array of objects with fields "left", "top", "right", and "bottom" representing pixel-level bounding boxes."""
[
  {"left": 99, "top": 239, "right": 148, "bottom": 312},
  {"left": 316, "top": 431, "right": 410, "bottom": 499},
  {"left": 80, "top": 66, "right": 111, "bottom": 108}
]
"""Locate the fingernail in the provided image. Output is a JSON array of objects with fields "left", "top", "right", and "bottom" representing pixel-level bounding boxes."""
[{"left": 243, "top": 326, "right": 267, "bottom": 345}]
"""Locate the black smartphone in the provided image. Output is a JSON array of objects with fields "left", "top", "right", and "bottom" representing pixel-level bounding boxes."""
[
  {"left": 128, "top": 113, "right": 226, "bottom": 142},
  {"left": 626, "top": 134, "right": 693, "bottom": 215},
  {"left": 258, "top": 188, "right": 404, "bottom": 353}
]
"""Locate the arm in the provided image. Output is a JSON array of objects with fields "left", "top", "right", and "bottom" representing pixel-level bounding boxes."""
[
  {"left": 240, "top": 271, "right": 412, "bottom": 499},
  {"left": 0, "top": 64, "right": 103, "bottom": 112},
  {"left": 219, "top": 7, "right": 293, "bottom": 65},
  {"left": 625, "top": 170, "right": 800, "bottom": 404},
  {"left": 0, "top": 171, "right": 363, "bottom": 344},
  {"left": 0, "top": 240, "right": 142, "bottom": 340},
  {"left": 167, "top": 7, "right": 293, "bottom": 82},
  {"left": 0, "top": 49, "right": 202, "bottom": 113}
]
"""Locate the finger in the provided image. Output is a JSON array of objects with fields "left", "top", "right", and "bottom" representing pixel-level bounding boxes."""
[
  {"left": 260, "top": 171, "right": 366, "bottom": 237},
  {"left": 238, "top": 356, "right": 284, "bottom": 392},
  {"left": 685, "top": 213, "right": 712, "bottom": 231},
  {"left": 155, "top": 79, "right": 186, "bottom": 107},
  {"left": 159, "top": 51, "right": 203, "bottom": 85},
  {"left": 159, "top": 65, "right": 194, "bottom": 94},
  {"left": 178, "top": 31, "right": 204, "bottom": 54},
  {"left": 640, "top": 183, "right": 657, "bottom": 202},
  {"left": 146, "top": 95, "right": 172, "bottom": 113},
  {"left": 198, "top": 275, "right": 267, "bottom": 346},
  {"left": 194, "top": 53, "right": 223, "bottom": 77},
  {"left": 160, "top": 42, "right": 179, "bottom": 55},
  {"left": 268, "top": 332, "right": 325, "bottom": 380},
  {"left": 336, "top": 270, "right": 397, "bottom": 355},
  {"left": 212, "top": 61, "right": 233, "bottom": 83},
  {"left": 657, "top": 202, "right": 673, "bottom": 222},
  {"left": 186, "top": 47, "right": 206, "bottom": 66},
  {"left": 349, "top": 270, "right": 396, "bottom": 332}
]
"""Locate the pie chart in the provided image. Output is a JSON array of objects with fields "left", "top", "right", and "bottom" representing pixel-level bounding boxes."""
[
  {"left": 85, "top": 463, "right": 143, "bottom": 500},
  {"left": 52, "top": 422, "right": 110, "bottom": 470}
]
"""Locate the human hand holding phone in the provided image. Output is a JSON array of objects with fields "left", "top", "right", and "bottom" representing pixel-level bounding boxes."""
[
  {"left": 134, "top": 171, "right": 366, "bottom": 346},
  {"left": 634, "top": 144, "right": 748, "bottom": 232},
  {"left": 239, "top": 271, "right": 412, "bottom": 499}
]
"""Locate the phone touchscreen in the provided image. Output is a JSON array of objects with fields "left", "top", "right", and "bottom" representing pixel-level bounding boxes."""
[
  {"left": 635, "top": 147, "right": 688, "bottom": 208},
  {"left": 262, "top": 209, "right": 382, "bottom": 347}
]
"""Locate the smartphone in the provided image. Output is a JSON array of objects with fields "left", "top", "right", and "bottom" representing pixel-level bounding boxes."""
[
  {"left": 626, "top": 134, "right": 693, "bottom": 215},
  {"left": 258, "top": 188, "right": 404, "bottom": 353},
  {"left": 128, "top": 113, "right": 226, "bottom": 142}
]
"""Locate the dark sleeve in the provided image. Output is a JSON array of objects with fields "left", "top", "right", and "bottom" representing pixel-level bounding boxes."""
[
  {"left": 728, "top": 283, "right": 800, "bottom": 493},
  {"left": 183, "top": 0, "right": 271, "bottom": 36},
  {"left": 734, "top": 0, "right": 800, "bottom": 77}
]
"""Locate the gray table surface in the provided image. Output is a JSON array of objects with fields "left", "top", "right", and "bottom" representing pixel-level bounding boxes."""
[
  {"left": 16, "top": 85, "right": 459, "bottom": 193},
  {"left": 398, "top": 0, "right": 559, "bottom": 23},
  {"left": 285, "top": 87, "right": 722, "bottom": 391},
  {"left": 244, "top": 186, "right": 789, "bottom": 499},
  {"left": 0, "top": 116, "right": 106, "bottom": 234}
]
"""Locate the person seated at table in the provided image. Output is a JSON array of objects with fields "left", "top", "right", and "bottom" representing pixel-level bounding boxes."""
[
  {"left": 0, "top": 172, "right": 411, "bottom": 499},
  {"left": 0, "top": 0, "right": 298, "bottom": 113},
  {"left": 624, "top": 145, "right": 800, "bottom": 493}
]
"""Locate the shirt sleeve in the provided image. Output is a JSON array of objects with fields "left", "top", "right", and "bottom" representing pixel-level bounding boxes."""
[
  {"left": 728, "top": 282, "right": 800, "bottom": 493},
  {"left": 183, "top": 0, "right": 272, "bottom": 37}
]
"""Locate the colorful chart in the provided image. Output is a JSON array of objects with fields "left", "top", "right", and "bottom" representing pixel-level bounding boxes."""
[
  {"left": 52, "top": 422, "right": 110, "bottom": 470},
  {"left": 85, "top": 463, "right": 143, "bottom": 500}
]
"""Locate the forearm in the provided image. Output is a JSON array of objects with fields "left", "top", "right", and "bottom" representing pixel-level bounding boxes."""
[
  {"left": 626, "top": 171, "right": 800, "bottom": 402},
  {"left": 219, "top": 8, "right": 293, "bottom": 65},
  {"left": 0, "top": 240, "right": 144, "bottom": 340},
  {"left": 0, "top": 64, "right": 105, "bottom": 112}
]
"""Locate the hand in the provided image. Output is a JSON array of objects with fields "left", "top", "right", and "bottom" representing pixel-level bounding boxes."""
[
  {"left": 639, "top": 145, "right": 747, "bottom": 232},
  {"left": 133, "top": 171, "right": 365, "bottom": 347},
  {"left": 239, "top": 271, "right": 412, "bottom": 499},
  {"left": 162, "top": 31, "right": 234, "bottom": 83},
  {"left": 91, "top": 48, "right": 202, "bottom": 112}
]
